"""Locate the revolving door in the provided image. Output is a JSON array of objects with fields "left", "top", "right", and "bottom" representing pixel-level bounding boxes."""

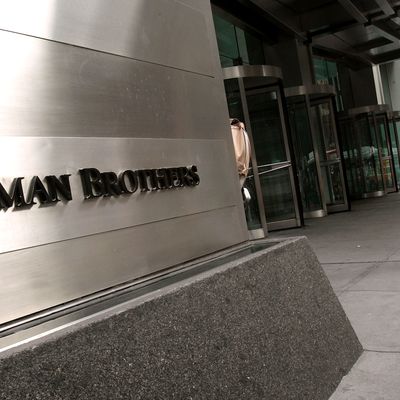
[
  {"left": 339, "top": 105, "right": 397, "bottom": 199},
  {"left": 223, "top": 65, "right": 302, "bottom": 236},
  {"left": 388, "top": 111, "right": 400, "bottom": 189},
  {"left": 285, "top": 85, "right": 349, "bottom": 217}
]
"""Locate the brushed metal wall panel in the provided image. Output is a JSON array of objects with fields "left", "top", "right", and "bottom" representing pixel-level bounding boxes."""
[
  {"left": 0, "top": 0, "right": 214, "bottom": 76},
  {"left": 0, "top": 30, "right": 229, "bottom": 139},
  {"left": 0, "top": 206, "right": 245, "bottom": 325},
  {"left": 0, "top": 137, "right": 240, "bottom": 254}
]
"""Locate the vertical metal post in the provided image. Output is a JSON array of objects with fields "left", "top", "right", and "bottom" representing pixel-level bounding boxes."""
[
  {"left": 238, "top": 77, "right": 269, "bottom": 236},
  {"left": 305, "top": 95, "right": 328, "bottom": 214},
  {"left": 328, "top": 97, "right": 350, "bottom": 210},
  {"left": 277, "top": 83, "right": 302, "bottom": 226},
  {"left": 372, "top": 112, "right": 387, "bottom": 193}
]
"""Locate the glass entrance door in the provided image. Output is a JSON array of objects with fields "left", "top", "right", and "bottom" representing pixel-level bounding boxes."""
[
  {"left": 223, "top": 65, "right": 302, "bottom": 234},
  {"left": 288, "top": 101, "right": 326, "bottom": 218},
  {"left": 339, "top": 106, "right": 398, "bottom": 199},
  {"left": 376, "top": 115, "right": 397, "bottom": 193},
  {"left": 245, "top": 88, "right": 301, "bottom": 230},
  {"left": 310, "top": 100, "right": 348, "bottom": 212},
  {"left": 388, "top": 114, "right": 400, "bottom": 189}
]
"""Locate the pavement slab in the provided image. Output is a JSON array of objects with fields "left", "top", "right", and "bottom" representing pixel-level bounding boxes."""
[
  {"left": 330, "top": 352, "right": 400, "bottom": 400},
  {"left": 322, "top": 263, "right": 377, "bottom": 293}
]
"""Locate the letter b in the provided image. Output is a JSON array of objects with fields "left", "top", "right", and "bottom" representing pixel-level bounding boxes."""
[{"left": 79, "top": 168, "right": 105, "bottom": 199}]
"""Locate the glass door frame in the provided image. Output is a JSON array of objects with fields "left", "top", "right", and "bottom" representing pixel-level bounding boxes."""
[
  {"left": 285, "top": 84, "right": 350, "bottom": 216},
  {"left": 310, "top": 96, "right": 350, "bottom": 213},
  {"left": 388, "top": 111, "right": 400, "bottom": 189},
  {"left": 372, "top": 112, "right": 397, "bottom": 194},
  {"left": 223, "top": 65, "right": 302, "bottom": 236},
  {"left": 342, "top": 104, "right": 394, "bottom": 198}
]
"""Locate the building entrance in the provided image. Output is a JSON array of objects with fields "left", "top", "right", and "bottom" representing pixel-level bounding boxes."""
[
  {"left": 339, "top": 105, "right": 397, "bottom": 199},
  {"left": 286, "top": 85, "right": 349, "bottom": 217},
  {"left": 223, "top": 65, "right": 302, "bottom": 236},
  {"left": 388, "top": 111, "right": 400, "bottom": 189}
]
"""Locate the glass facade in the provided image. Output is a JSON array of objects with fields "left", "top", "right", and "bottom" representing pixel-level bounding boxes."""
[
  {"left": 389, "top": 118, "right": 400, "bottom": 188},
  {"left": 339, "top": 111, "right": 397, "bottom": 198},
  {"left": 246, "top": 90, "right": 297, "bottom": 223},
  {"left": 313, "top": 57, "right": 344, "bottom": 111},
  {"left": 288, "top": 102, "right": 324, "bottom": 214},
  {"left": 213, "top": 14, "right": 265, "bottom": 67}
]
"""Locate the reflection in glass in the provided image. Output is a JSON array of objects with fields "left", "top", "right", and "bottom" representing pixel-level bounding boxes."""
[
  {"left": 242, "top": 173, "right": 262, "bottom": 230},
  {"left": 246, "top": 91, "right": 286, "bottom": 164},
  {"left": 382, "top": 158, "right": 395, "bottom": 190},
  {"left": 340, "top": 120, "right": 363, "bottom": 198},
  {"left": 392, "top": 121, "right": 400, "bottom": 187},
  {"left": 321, "top": 164, "right": 344, "bottom": 205},
  {"left": 224, "top": 80, "right": 244, "bottom": 122},
  {"left": 288, "top": 102, "right": 323, "bottom": 213},
  {"left": 377, "top": 118, "right": 390, "bottom": 157},
  {"left": 246, "top": 90, "right": 296, "bottom": 222},
  {"left": 358, "top": 117, "right": 384, "bottom": 193},
  {"left": 310, "top": 102, "right": 346, "bottom": 206},
  {"left": 213, "top": 14, "right": 265, "bottom": 67},
  {"left": 259, "top": 168, "right": 295, "bottom": 222}
]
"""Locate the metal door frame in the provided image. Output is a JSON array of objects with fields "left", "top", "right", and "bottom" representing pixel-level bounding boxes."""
[
  {"left": 372, "top": 112, "right": 397, "bottom": 194},
  {"left": 241, "top": 83, "right": 302, "bottom": 231},
  {"left": 377, "top": 113, "right": 398, "bottom": 193},
  {"left": 360, "top": 114, "right": 385, "bottom": 198},
  {"left": 286, "top": 95, "right": 327, "bottom": 218},
  {"left": 285, "top": 84, "right": 349, "bottom": 215},
  {"left": 310, "top": 97, "right": 349, "bottom": 213},
  {"left": 223, "top": 65, "right": 302, "bottom": 234},
  {"left": 344, "top": 105, "right": 392, "bottom": 199},
  {"left": 388, "top": 112, "right": 400, "bottom": 189}
]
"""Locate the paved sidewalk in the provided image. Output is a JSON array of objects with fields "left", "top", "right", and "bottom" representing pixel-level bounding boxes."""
[{"left": 272, "top": 193, "right": 400, "bottom": 400}]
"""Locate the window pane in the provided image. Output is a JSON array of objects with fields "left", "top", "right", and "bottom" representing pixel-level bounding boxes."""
[{"left": 213, "top": 14, "right": 239, "bottom": 65}]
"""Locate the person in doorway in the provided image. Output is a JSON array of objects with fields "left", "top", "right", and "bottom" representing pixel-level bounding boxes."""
[{"left": 230, "top": 118, "right": 251, "bottom": 187}]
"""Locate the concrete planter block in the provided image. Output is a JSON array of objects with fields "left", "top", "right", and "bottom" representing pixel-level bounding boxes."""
[{"left": 0, "top": 237, "right": 362, "bottom": 399}]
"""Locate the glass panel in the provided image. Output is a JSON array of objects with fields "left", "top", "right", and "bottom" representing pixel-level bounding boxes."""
[
  {"left": 246, "top": 90, "right": 296, "bottom": 222},
  {"left": 357, "top": 116, "right": 384, "bottom": 193},
  {"left": 213, "top": 14, "right": 265, "bottom": 67},
  {"left": 223, "top": 79, "right": 261, "bottom": 232},
  {"left": 246, "top": 91, "right": 287, "bottom": 164},
  {"left": 288, "top": 100, "right": 323, "bottom": 213},
  {"left": 340, "top": 120, "right": 363, "bottom": 198},
  {"left": 377, "top": 116, "right": 390, "bottom": 157},
  {"left": 213, "top": 15, "right": 239, "bottom": 67},
  {"left": 389, "top": 121, "right": 400, "bottom": 186},
  {"left": 321, "top": 164, "right": 344, "bottom": 205},
  {"left": 376, "top": 116, "right": 395, "bottom": 191},
  {"left": 242, "top": 174, "right": 262, "bottom": 230},
  {"left": 382, "top": 158, "right": 395, "bottom": 190},
  {"left": 259, "top": 168, "right": 295, "bottom": 222},
  {"left": 224, "top": 80, "right": 245, "bottom": 122},
  {"left": 241, "top": 30, "right": 265, "bottom": 65},
  {"left": 312, "top": 57, "right": 344, "bottom": 111},
  {"left": 310, "top": 101, "right": 346, "bottom": 205},
  {"left": 311, "top": 103, "right": 338, "bottom": 161}
]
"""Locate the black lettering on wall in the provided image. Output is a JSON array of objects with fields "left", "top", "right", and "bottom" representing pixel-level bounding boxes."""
[
  {"left": 119, "top": 170, "right": 138, "bottom": 194},
  {"left": 187, "top": 165, "right": 200, "bottom": 185},
  {"left": 148, "top": 169, "right": 160, "bottom": 191},
  {"left": 27, "top": 176, "right": 52, "bottom": 205},
  {"left": 166, "top": 168, "right": 180, "bottom": 188},
  {"left": 0, "top": 177, "right": 29, "bottom": 209},
  {"left": 138, "top": 170, "right": 150, "bottom": 192},
  {"left": 100, "top": 172, "right": 122, "bottom": 197},
  {"left": 45, "top": 175, "right": 72, "bottom": 202},
  {"left": 79, "top": 168, "right": 105, "bottom": 199},
  {"left": 177, "top": 167, "right": 192, "bottom": 187},
  {"left": 156, "top": 169, "right": 170, "bottom": 190}
]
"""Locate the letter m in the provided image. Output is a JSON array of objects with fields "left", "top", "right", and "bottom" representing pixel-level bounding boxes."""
[{"left": 0, "top": 177, "right": 28, "bottom": 209}]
